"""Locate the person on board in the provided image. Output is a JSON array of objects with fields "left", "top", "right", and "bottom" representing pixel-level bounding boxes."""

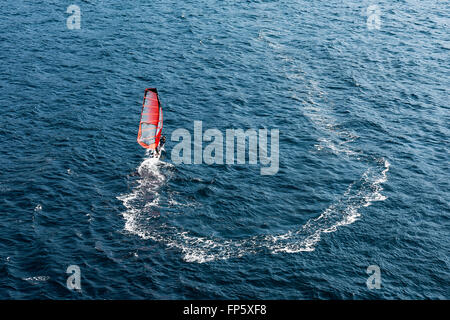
[{"left": 155, "top": 136, "right": 166, "bottom": 156}]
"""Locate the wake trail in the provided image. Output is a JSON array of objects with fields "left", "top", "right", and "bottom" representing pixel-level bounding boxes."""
[
  {"left": 117, "top": 30, "right": 391, "bottom": 263},
  {"left": 118, "top": 156, "right": 389, "bottom": 263}
]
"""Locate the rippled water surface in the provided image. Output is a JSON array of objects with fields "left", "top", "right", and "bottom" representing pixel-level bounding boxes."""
[{"left": 0, "top": 0, "right": 449, "bottom": 299}]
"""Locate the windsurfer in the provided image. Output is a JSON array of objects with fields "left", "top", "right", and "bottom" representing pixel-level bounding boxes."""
[{"left": 155, "top": 136, "right": 166, "bottom": 156}]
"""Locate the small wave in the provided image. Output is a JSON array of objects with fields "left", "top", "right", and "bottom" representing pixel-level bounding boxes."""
[{"left": 23, "top": 276, "right": 50, "bottom": 283}]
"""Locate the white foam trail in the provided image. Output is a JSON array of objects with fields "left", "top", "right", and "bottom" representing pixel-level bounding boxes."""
[
  {"left": 119, "top": 156, "right": 390, "bottom": 263},
  {"left": 302, "top": 88, "right": 359, "bottom": 157},
  {"left": 178, "top": 159, "right": 390, "bottom": 261},
  {"left": 258, "top": 29, "right": 359, "bottom": 156},
  {"left": 262, "top": 159, "right": 390, "bottom": 254},
  {"left": 118, "top": 155, "right": 167, "bottom": 239}
]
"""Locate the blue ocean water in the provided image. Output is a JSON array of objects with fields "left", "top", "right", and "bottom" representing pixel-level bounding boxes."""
[{"left": 0, "top": 0, "right": 448, "bottom": 299}]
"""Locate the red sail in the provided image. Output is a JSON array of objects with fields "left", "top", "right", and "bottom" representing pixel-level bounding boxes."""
[{"left": 137, "top": 88, "right": 163, "bottom": 149}]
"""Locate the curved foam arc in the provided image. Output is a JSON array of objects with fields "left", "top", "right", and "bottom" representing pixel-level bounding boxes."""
[
  {"left": 178, "top": 159, "right": 390, "bottom": 261},
  {"left": 262, "top": 159, "right": 390, "bottom": 254},
  {"left": 118, "top": 157, "right": 390, "bottom": 263}
]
